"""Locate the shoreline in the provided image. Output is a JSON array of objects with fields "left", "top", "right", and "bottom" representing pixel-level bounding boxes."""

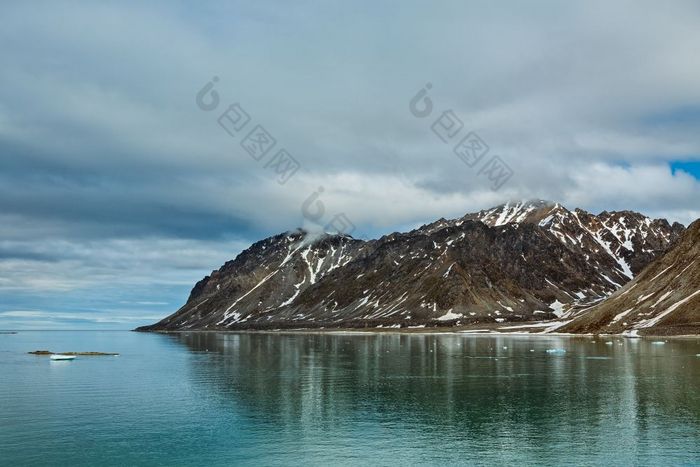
[{"left": 136, "top": 326, "right": 700, "bottom": 339}]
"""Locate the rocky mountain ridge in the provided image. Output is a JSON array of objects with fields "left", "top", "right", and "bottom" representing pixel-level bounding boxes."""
[
  {"left": 138, "top": 200, "right": 687, "bottom": 332},
  {"left": 560, "top": 219, "right": 700, "bottom": 336}
]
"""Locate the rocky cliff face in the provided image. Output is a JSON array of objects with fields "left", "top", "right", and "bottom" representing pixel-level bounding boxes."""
[
  {"left": 560, "top": 219, "right": 700, "bottom": 336},
  {"left": 138, "top": 200, "right": 685, "bottom": 331}
]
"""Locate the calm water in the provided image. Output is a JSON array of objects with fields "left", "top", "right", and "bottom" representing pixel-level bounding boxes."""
[{"left": 1, "top": 331, "right": 699, "bottom": 466}]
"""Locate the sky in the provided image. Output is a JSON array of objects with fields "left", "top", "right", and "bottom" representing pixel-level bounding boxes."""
[{"left": 1, "top": 0, "right": 699, "bottom": 329}]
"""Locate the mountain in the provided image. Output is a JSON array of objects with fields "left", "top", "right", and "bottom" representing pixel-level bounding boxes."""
[
  {"left": 137, "top": 200, "right": 684, "bottom": 332},
  {"left": 560, "top": 219, "right": 700, "bottom": 336}
]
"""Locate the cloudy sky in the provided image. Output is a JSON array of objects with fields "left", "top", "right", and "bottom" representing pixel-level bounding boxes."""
[{"left": 1, "top": 0, "right": 699, "bottom": 329}]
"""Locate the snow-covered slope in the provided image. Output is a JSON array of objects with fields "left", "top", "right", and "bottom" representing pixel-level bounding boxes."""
[{"left": 465, "top": 201, "right": 683, "bottom": 292}]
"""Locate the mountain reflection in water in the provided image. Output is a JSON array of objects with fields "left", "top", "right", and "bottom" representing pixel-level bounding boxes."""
[{"left": 172, "top": 332, "right": 700, "bottom": 465}]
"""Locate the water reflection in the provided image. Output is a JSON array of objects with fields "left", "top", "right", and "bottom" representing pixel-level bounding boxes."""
[{"left": 173, "top": 332, "right": 700, "bottom": 464}]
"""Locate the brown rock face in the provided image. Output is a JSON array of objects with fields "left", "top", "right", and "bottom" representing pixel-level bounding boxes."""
[
  {"left": 561, "top": 219, "right": 700, "bottom": 336},
  {"left": 137, "top": 201, "right": 686, "bottom": 331}
]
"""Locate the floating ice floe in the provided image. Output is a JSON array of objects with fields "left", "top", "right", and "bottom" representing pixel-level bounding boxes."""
[
  {"left": 651, "top": 341, "right": 666, "bottom": 345},
  {"left": 545, "top": 349, "right": 566, "bottom": 354}
]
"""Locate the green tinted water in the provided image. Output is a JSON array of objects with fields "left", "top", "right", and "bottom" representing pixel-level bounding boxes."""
[{"left": 1, "top": 331, "right": 699, "bottom": 465}]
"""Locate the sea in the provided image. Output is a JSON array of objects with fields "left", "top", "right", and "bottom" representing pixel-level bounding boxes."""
[{"left": 1, "top": 331, "right": 699, "bottom": 466}]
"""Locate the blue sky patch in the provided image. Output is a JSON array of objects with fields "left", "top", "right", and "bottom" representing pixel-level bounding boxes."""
[{"left": 670, "top": 161, "right": 700, "bottom": 180}]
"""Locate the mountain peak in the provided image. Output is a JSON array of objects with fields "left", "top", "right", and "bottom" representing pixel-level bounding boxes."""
[{"left": 465, "top": 199, "right": 563, "bottom": 227}]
